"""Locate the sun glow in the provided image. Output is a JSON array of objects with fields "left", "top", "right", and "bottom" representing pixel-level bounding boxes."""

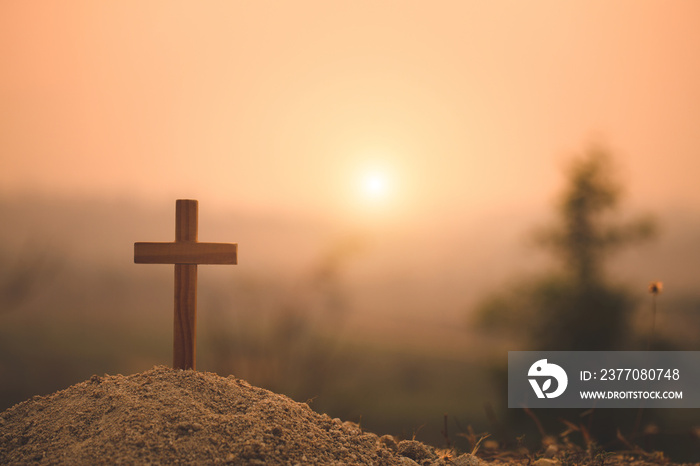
[
  {"left": 360, "top": 170, "right": 390, "bottom": 201},
  {"left": 338, "top": 153, "right": 409, "bottom": 225}
]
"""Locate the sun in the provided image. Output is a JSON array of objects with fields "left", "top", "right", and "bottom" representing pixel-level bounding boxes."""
[
  {"left": 339, "top": 155, "right": 404, "bottom": 223},
  {"left": 361, "top": 170, "right": 389, "bottom": 200},
  {"left": 358, "top": 168, "right": 394, "bottom": 205}
]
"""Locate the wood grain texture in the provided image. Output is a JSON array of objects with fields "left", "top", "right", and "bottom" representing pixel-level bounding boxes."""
[
  {"left": 134, "top": 242, "right": 238, "bottom": 264},
  {"left": 174, "top": 263, "right": 197, "bottom": 370},
  {"left": 176, "top": 199, "right": 198, "bottom": 242},
  {"left": 174, "top": 200, "right": 198, "bottom": 370}
]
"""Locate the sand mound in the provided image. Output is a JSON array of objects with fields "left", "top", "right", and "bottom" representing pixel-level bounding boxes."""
[
  {"left": 0, "top": 366, "right": 467, "bottom": 465},
  {"left": 3, "top": 366, "right": 683, "bottom": 466}
]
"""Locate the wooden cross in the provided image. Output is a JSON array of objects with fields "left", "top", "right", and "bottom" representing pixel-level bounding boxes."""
[{"left": 134, "top": 199, "right": 237, "bottom": 370}]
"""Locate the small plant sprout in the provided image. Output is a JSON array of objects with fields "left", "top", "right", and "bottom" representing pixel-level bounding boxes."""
[{"left": 647, "top": 281, "right": 663, "bottom": 351}]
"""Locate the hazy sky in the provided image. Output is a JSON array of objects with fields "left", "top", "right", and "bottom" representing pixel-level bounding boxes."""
[{"left": 2, "top": 1, "right": 700, "bottom": 227}]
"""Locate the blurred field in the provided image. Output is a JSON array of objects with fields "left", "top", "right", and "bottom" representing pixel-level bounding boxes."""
[{"left": 1, "top": 194, "right": 699, "bottom": 457}]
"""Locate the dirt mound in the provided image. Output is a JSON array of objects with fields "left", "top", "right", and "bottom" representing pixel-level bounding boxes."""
[
  {"left": 0, "top": 366, "right": 464, "bottom": 465},
  {"left": 1, "top": 366, "right": 688, "bottom": 465}
]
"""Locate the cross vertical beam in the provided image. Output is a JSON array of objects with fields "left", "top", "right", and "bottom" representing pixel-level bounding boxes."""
[
  {"left": 174, "top": 199, "right": 198, "bottom": 370},
  {"left": 134, "top": 199, "right": 238, "bottom": 371}
]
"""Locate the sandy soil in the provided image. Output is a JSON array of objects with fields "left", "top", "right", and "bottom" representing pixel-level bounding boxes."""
[{"left": 0, "top": 366, "right": 694, "bottom": 465}]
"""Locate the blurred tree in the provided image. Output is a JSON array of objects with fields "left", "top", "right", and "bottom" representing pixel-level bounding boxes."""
[{"left": 476, "top": 146, "right": 657, "bottom": 350}]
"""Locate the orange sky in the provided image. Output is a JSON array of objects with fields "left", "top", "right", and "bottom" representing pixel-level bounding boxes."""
[{"left": 2, "top": 1, "right": 700, "bottom": 226}]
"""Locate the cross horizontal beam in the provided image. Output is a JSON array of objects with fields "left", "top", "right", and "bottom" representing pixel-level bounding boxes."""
[{"left": 134, "top": 242, "right": 238, "bottom": 265}]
